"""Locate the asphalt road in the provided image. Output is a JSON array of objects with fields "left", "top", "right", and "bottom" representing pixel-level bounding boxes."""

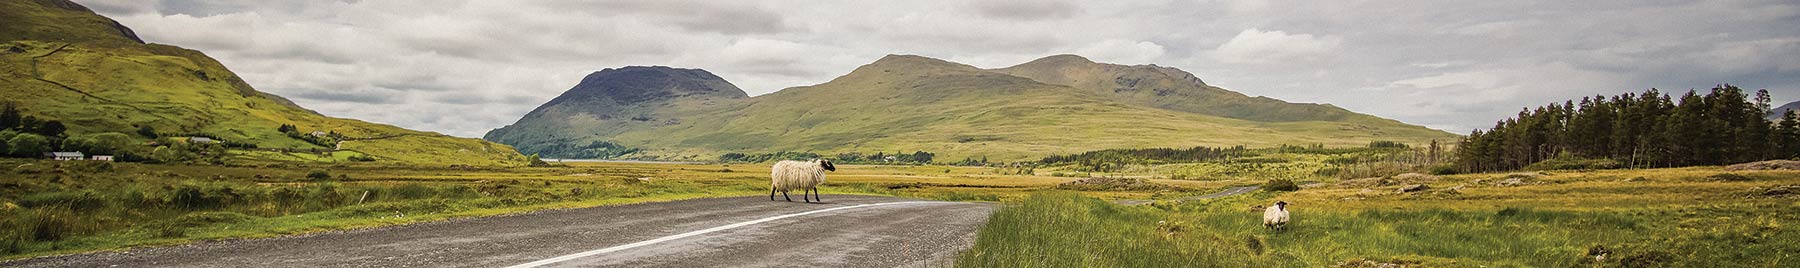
[{"left": 3, "top": 195, "right": 996, "bottom": 268}]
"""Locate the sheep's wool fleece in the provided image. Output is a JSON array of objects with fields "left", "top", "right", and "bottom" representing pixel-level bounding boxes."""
[
  {"left": 771, "top": 160, "right": 827, "bottom": 192},
  {"left": 1263, "top": 205, "right": 1289, "bottom": 225}
]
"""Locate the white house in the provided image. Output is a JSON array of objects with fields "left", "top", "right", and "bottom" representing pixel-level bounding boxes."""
[
  {"left": 46, "top": 152, "right": 85, "bottom": 161},
  {"left": 91, "top": 155, "right": 114, "bottom": 162},
  {"left": 187, "top": 137, "right": 217, "bottom": 144}
]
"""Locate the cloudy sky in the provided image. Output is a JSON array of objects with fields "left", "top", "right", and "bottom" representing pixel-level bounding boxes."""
[{"left": 77, "top": 0, "right": 1800, "bottom": 137}]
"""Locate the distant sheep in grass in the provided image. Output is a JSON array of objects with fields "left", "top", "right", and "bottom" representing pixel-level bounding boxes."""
[
  {"left": 1263, "top": 201, "right": 1289, "bottom": 231},
  {"left": 770, "top": 159, "right": 836, "bottom": 202}
]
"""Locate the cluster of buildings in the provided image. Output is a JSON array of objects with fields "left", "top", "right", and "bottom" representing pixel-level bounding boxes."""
[{"left": 45, "top": 152, "right": 113, "bottom": 162}]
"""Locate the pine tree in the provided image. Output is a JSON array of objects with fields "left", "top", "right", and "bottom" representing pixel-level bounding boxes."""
[
  {"left": 0, "top": 104, "right": 18, "bottom": 130},
  {"left": 1779, "top": 111, "right": 1800, "bottom": 159},
  {"left": 1456, "top": 86, "right": 1785, "bottom": 172}
]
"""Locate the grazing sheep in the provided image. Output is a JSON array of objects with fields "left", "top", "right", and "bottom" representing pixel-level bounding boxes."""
[
  {"left": 770, "top": 159, "right": 836, "bottom": 202},
  {"left": 1263, "top": 201, "right": 1289, "bottom": 231}
]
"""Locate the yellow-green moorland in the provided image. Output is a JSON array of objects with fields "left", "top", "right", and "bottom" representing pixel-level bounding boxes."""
[
  {"left": 7, "top": 156, "right": 1796, "bottom": 268},
  {"left": 957, "top": 167, "right": 1800, "bottom": 267}
]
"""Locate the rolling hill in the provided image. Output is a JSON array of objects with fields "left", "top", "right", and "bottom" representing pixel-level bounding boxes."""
[
  {"left": 488, "top": 54, "right": 1459, "bottom": 162},
  {"left": 0, "top": 0, "right": 527, "bottom": 166},
  {"left": 1770, "top": 100, "right": 1800, "bottom": 120}
]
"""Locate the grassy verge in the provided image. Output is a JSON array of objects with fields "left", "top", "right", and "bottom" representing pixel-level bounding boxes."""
[
  {"left": 958, "top": 168, "right": 1800, "bottom": 267},
  {"left": 0, "top": 160, "right": 1089, "bottom": 260},
  {"left": 0, "top": 162, "right": 760, "bottom": 260}
]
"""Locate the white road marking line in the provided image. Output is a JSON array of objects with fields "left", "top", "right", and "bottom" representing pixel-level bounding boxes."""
[{"left": 504, "top": 201, "right": 947, "bottom": 268}]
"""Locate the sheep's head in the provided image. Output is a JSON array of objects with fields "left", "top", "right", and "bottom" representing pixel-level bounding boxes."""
[
  {"left": 1275, "top": 201, "right": 1287, "bottom": 211},
  {"left": 820, "top": 159, "right": 836, "bottom": 171}
]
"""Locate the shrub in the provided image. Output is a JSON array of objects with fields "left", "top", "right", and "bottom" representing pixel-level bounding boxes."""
[
  {"left": 6, "top": 133, "right": 49, "bottom": 157},
  {"left": 63, "top": 132, "right": 134, "bottom": 155},
  {"left": 1263, "top": 179, "right": 1300, "bottom": 192},
  {"left": 306, "top": 169, "right": 331, "bottom": 181},
  {"left": 137, "top": 125, "right": 158, "bottom": 138},
  {"left": 1523, "top": 156, "right": 1620, "bottom": 171},
  {"left": 1368, "top": 140, "right": 1409, "bottom": 149},
  {"left": 1428, "top": 164, "right": 1460, "bottom": 175},
  {"left": 527, "top": 154, "right": 551, "bottom": 167}
]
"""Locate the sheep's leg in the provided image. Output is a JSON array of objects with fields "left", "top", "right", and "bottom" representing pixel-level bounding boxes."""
[
  {"left": 813, "top": 187, "right": 821, "bottom": 202},
  {"left": 803, "top": 188, "right": 813, "bottom": 203},
  {"left": 782, "top": 190, "right": 792, "bottom": 202},
  {"left": 770, "top": 187, "right": 776, "bottom": 201}
]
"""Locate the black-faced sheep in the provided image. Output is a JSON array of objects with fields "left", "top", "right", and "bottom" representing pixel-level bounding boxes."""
[
  {"left": 771, "top": 159, "right": 835, "bottom": 202},
  {"left": 1263, "top": 201, "right": 1289, "bottom": 231}
]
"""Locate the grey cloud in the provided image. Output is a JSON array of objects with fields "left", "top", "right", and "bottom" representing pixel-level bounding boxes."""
[
  {"left": 501, "top": 95, "right": 545, "bottom": 105},
  {"left": 76, "top": 0, "right": 1800, "bottom": 137},
  {"left": 77, "top": 0, "right": 159, "bottom": 15},
  {"left": 152, "top": 0, "right": 254, "bottom": 17},
  {"left": 971, "top": 0, "right": 1077, "bottom": 21},
  {"left": 284, "top": 88, "right": 404, "bottom": 104},
  {"left": 545, "top": 0, "right": 791, "bottom": 34},
  {"left": 428, "top": 93, "right": 490, "bottom": 105}
]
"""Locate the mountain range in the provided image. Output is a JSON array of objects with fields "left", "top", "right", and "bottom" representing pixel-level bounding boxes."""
[
  {"left": 1, "top": 0, "right": 527, "bottom": 166},
  {"left": 1771, "top": 100, "right": 1800, "bottom": 120},
  {"left": 486, "top": 54, "right": 1460, "bottom": 162}
]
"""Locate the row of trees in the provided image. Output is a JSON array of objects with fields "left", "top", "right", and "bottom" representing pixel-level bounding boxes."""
[
  {"left": 1456, "top": 85, "right": 1800, "bottom": 172},
  {"left": 1039, "top": 146, "right": 1252, "bottom": 166},
  {"left": 833, "top": 151, "right": 936, "bottom": 164},
  {"left": 2, "top": 104, "right": 66, "bottom": 135},
  {"left": 0, "top": 104, "right": 238, "bottom": 162},
  {"left": 716, "top": 150, "right": 941, "bottom": 164},
  {"left": 719, "top": 151, "right": 822, "bottom": 163},
  {"left": 519, "top": 140, "right": 638, "bottom": 159},
  {"left": 2, "top": 104, "right": 66, "bottom": 157},
  {"left": 277, "top": 124, "right": 342, "bottom": 148}
]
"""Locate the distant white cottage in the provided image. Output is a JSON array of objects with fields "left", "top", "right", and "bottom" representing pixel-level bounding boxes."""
[
  {"left": 91, "top": 155, "right": 114, "bottom": 162},
  {"left": 46, "top": 152, "right": 85, "bottom": 161},
  {"left": 187, "top": 137, "right": 218, "bottom": 144}
]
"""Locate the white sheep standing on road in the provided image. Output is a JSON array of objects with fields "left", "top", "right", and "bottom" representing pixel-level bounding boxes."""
[
  {"left": 771, "top": 159, "right": 836, "bottom": 203},
  {"left": 1263, "top": 201, "right": 1290, "bottom": 231}
]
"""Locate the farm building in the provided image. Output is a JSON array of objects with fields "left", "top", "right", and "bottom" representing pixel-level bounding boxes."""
[
  {"left": 187, "top": 137, "right": 218, "bottom": 144},
  {"left": 91, "top": 155, "right": 114, "bottom": 162},
  {"left": 46, "top": 152, "right": 85, "bottom": 161}
]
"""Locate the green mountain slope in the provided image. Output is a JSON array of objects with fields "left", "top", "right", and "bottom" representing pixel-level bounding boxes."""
[
  {"left": 490, "top": 54, "right": 1459, "bottom": 162},
  {"left": 1, "top": 0, "right": 526, "bottom": 166},
  {"left": 994, "top": 54, "right": 1362, "bottom": 122}
]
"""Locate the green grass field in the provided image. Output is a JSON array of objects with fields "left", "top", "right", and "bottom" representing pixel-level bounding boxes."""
[
  {"left": 4, "top": 154, "right": 1797, "bottom": 267},
  {"left": 958, "top": 167, "right": 1800, "bottom": 267}
]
